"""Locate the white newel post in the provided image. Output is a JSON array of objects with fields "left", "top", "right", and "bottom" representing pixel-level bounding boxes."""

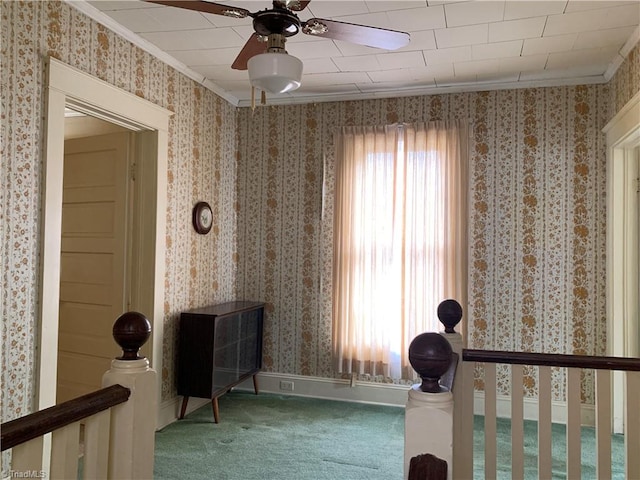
[
  {"left": 404, "top": 300, "right": 464, "bottom": 480},
  {"left": 405, "top": 387, "right": 454, "bottom": 479},
  {"left": 102, "top": 312, "right": 157, "bottom": 480}
]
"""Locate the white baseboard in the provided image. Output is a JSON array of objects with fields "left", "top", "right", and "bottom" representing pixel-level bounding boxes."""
[
  {"left": 157, "top": 373, "right": 407, "bottom": 430},
  {"left": 473, "top": 392, "right": 596, "bottom": 426},
  {"left": 235, "top": 372, "right": 410, "bottom": 407},
  {"left": 157, "top": 373, "right": 596, "bottom": 430}
]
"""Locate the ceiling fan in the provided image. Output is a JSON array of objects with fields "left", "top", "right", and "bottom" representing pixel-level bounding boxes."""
[{"left": 145, "top": 0, "right": 411, "bottom": 96}]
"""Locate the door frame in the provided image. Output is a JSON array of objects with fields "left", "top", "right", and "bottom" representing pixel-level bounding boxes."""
[
  {"left": 39, "top": 58, "right": 172, "bottom": 419},
  {"left": 604, "top": 90, "right": 640, "bottom": 432}
]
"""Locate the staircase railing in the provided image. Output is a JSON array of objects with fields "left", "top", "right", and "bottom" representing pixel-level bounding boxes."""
[
  {"left": 404, "top": 300, "right": 640, "bottom": 480},
  {"left": 1, "top": 312, "right": 157, "bottom": 479},
  {"left": 458, "top": 349, "right": 640, "bottom": 479},
  {"left": 2, "top": 385, "right": 131, "bottom": 478}
]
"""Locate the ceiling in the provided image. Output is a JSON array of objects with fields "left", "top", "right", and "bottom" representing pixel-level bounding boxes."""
[{"left": 81, "top": 0, "right": 640, "bottom": 107}]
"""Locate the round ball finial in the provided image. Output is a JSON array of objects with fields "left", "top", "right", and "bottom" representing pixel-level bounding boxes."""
[
  {"left": 112, "top": 311, "right": 151, "bottom": 360},
  {"left": 408, "top": 332, "right": 453, "bottom": 393},
  {"left": 437, "top": 299, "right": 463, "bottom": 333}
]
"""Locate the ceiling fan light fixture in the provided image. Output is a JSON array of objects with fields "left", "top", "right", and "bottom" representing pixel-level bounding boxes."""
[{"left": 247, "top": 52, "right": 303, "bottom": 94}]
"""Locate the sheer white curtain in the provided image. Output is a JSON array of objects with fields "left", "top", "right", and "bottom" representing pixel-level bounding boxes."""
[{"left": 332, "top": 121, "right": 468, "bottom": 380}]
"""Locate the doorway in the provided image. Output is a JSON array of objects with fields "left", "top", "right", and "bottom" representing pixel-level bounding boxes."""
[
  {"left": 57, "top": 122, "right": 132, "bottom": 403},
  {"left": 39, "top": 58, "right": 172, "bottom": 420},
  {"left": 604, "top": 91, "right": 640, "bottom": 433}
]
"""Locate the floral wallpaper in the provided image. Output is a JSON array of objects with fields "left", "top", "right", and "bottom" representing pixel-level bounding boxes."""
[
  {"left": 609, "top": 42, "right": 640, "bottom": 116},
  {"left": 1, "top": 0, "right": 639, "bottom": 425},
  {"left": 1, "top": 0, "right": 238, "bottom": 422},
  {"left": 235, "top": 85, "right": 611, "bottom": 402}
]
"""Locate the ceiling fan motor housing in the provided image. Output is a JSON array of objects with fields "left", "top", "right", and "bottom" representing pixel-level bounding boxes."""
[{"left": 253, "top": 8, "right": 301, "bottom": 37}]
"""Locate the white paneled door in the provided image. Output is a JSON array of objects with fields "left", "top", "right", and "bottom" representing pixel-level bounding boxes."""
[{"left": 56, "top": 132, "right": 132, "bottom": 403}]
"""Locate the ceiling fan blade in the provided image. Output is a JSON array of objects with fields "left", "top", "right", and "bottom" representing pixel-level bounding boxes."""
[
  {"left": 274, "top": 0, "right": 311, "bottom": 11},
  {"left": 232, "top": 33, "right": 267, "bottom": 70},
  {"left": 302, "top": 18, "right": 410, "bottom": 50},
  {"left": 144, "top": 1, "right": 251, "bottom": 18}
]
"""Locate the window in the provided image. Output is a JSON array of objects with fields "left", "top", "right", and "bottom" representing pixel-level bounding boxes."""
[{"left": 332, "top": 122, "right": 468, "bottom": 381}]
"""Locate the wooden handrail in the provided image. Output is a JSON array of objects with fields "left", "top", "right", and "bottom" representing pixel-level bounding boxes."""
[
  {"left": 463, "top": 349, "right": 640, "bottom": 371},
  {"left": 1, "top": 384, "right": 130, "bottom": 451}
]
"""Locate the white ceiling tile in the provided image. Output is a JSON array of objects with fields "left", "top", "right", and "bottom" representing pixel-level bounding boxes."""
[
  {"left": 398, "top": 30, "right": 437, "bottom": 52},
  {"left": 499, "top": 54, "right": 548, "bottom": 73},
  {"left": 386, "top": 5, "right": 447, "bottom": 31},
  {"left": 488, "top": 16, "right": 546, "bottom": 42},
  {"left": 445, "top": 1, "right": 505, "bottom": 27},
  {"left": 358, "top": 78, "right": 437, "bottom": 91},
  {"left": 564, "top": 1, "right": 638, "bottom": 13},
  {"left": 232, "top": 25, "right": 258, "bottom": 42},
  {"left": 331, "top": 12, "right": 392, "bottom": 30},
  {"left": 435, "top": 23, "right": 488, "bottom": 48},
  {"left": 333, "top": 55, "right": 382, "bottom": 72},
  {"left": 300, "top": 57, "right": 341, "bottom": 74},
  {"left": 544, "top": 4, "right": 640, "bottom": 36},
  {"left": 474, "top": 72, "right": 520, "bottom": 83},
  {"left": 428, "top": 0, "right": 473, "bottom": 5},
  {"left": 301, "top": 71, "right": 372, "bottom": 86},
  {"left": 287, "top": 40, "right": 343, "bottom": 59},
  {"left": 214, "top": 79, "right": 252, "bottom": 91},
  {"left": 546, "top": 45, "right": 619, "bottom": 69},
  {"left": 306, "top": 1, "right": 370, "bottom": 18},
  {"left": 425, "top": 45, "right": 472, "bottom": 64},
  {"left": 574, "top": 26, "right": 636, "bottom": 50},
  {"left": 333, "top": 40, "right": 381, "bottom": 56},
  {"left": 522, "top": 33, "right": 577, "bottom": 56},
  {"left": 193, "top": 64, "right": 249, "bottom": 81},
  {"left": 365, "top": 1, "right": 427, "bottom": 13},
  {"left": 503, "top": 1, "right": 567, "bottom": 21},
  {"left": 367, "top": 69, "right": 414, "bottom": 83},
  {"left": 106, "top": 7, "right": 214, "bottom": 33},
  {"left": 472, "top": 40, "right": 522, "bottom": 60},
  {"left": 141, "top": 28, "right": 245, "bottom": 51},
  {"left": 89, "top": 1, "right": 163, "bottom": 11},
  {"left": 454, "top": 58, "right": 501, "bottom": 76},
  {"left": 376, "top": 51, "right": 426, "bottom": 70},
  {"left": 168, "top": 48, "right": 242, "bottom": 67},
  {"left": 544, "top": 9, "right": 596, "bottom": 35},
  {"left": 401, "top": 63, "right": 456, "bottom": 80},
  {"left": 368, "top": 66, "right": 444, "bottom": 83},
  {"left": 585, "top": 2, "right": 640, "bottom": 31},
  {"left": 140, "top": 30, "right": 216, "bottom": 51},
  {"left": 201, "top": 13, "right": 254, "bottom": 28},
  {"left": 435, "top": 72, "right": 478, "bottom": 85}
]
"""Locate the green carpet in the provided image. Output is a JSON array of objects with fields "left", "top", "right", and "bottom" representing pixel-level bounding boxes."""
[
  {"left": 154, "top": 392, "right": 625, "bottom": 480},
  {"left": 154, "top": 392, "right": 405, "bottom": 480}
]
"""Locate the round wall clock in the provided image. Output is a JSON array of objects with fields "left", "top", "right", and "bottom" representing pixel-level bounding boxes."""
[{"left": 192, "top": 201, "right": 213, "bottom": 235}]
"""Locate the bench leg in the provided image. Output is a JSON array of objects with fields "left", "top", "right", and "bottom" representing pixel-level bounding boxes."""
[
  {"left": 212, "top": 397, "right": 220, "bottom": 423},
  {"left": 179, "top": 396, "right": 189, "bottom": 419}
]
